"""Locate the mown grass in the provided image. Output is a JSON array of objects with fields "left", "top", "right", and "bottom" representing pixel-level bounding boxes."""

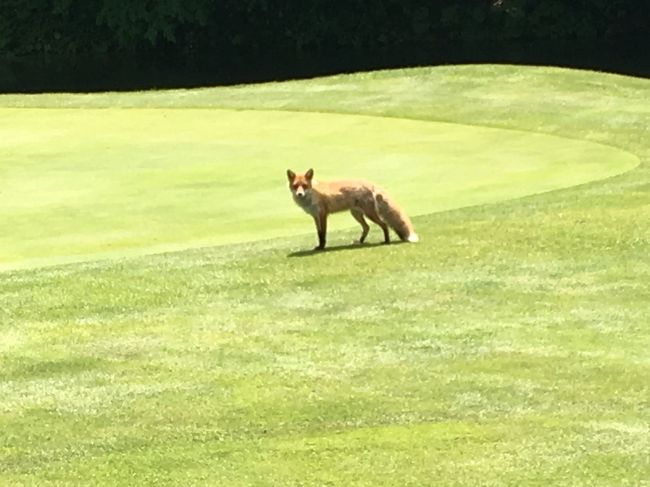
[
  {"left": 0, "top": 107, "right": 635, "bottom": 270},
  {"left": 1, "top": 65, "right": 649, "bottom": 486}
]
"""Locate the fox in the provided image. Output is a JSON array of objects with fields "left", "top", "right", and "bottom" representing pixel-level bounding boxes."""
[{"left": 287, "top": 168, "right": 419, "bottom": 250}]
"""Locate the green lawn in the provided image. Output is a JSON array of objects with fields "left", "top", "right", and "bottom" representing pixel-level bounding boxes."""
[
  {"left": 1, "top": 65, "right": 649, "bottom": 486},
  {"left": 0, "top": 107, "right": 636, "bottom": 270}
]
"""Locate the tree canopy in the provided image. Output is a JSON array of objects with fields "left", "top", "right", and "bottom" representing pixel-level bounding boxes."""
[{"left": 2, "top": 1, "right": 648, "bottom": 61}]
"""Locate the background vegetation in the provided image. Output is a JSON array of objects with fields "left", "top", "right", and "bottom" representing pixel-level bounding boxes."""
[
  {"left": 3, "top": 0, "right": 649, "bottom": 59},
  {"left": 2, "top": 1, "right": 649, "bottom": 91}
]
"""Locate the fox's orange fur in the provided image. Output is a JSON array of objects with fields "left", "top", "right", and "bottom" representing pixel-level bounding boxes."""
[{"left": 287, "top": 168, "right": 418, "bottom": 250}]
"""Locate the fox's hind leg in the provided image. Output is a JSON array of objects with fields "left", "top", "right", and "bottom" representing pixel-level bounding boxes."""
[
  {"left": 362, "top": 206, "right": 390, "bottom": 244},
  {"left": 350, "top": 209, "right": 370, "bottom": 244}
]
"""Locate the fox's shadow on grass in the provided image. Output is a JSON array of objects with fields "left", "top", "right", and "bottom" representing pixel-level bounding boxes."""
[{"left": 287, "top": 241, "right": 405, "bottom": 258}]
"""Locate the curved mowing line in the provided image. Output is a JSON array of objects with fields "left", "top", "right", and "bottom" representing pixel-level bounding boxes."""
[{"left": 0, "top": 107, "right": 640, "bottom": 271}]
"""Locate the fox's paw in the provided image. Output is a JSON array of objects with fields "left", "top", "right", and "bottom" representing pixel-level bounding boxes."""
[{"left": 353, "top": 239, "right": 365, "bottom": 245}]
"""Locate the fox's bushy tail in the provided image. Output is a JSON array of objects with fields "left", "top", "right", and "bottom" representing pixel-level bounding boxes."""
[{"left": 374, "top": 192, "right": 419, "bottom": 243}]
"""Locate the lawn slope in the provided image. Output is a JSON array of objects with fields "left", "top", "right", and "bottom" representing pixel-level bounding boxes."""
[{"left": 1, "top": 65, "right": 649, "bottom": 486}]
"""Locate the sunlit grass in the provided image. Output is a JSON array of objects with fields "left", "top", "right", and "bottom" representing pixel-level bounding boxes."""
[
  {"left": 0, "top": 107, "right": 636, "bottom": 270},
  {"left": 1, "top": 65, "right": 649, "bottom": 485}
]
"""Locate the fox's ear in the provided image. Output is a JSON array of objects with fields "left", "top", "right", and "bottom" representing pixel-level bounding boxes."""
[
  {"left": 305, "top": 168, "right": 314, "bottom": 180},
  {"left": 287, "top": 169, "right": 296, "bottom": 182}
]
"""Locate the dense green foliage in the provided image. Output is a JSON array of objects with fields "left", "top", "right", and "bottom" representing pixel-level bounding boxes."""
[{"left": 2, "top": 1, "right": 649, "bottom": 63}]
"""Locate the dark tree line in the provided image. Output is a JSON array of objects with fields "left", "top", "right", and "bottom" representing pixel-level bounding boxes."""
[
  {"left": 1, "top": 0, "right": 649, "bottom": 90},
  {"left": 3, "top": 1, "right": 648, "bottom": 60}
]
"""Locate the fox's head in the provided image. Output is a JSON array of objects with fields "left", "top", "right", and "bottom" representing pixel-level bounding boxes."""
[{"left": 287, "top": 168, "right": 314, "bottom": 199}]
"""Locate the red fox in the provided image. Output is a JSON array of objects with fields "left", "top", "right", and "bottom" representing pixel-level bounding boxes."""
[{"left": 287, "top": 168, "right": 419, "bottom": 250}]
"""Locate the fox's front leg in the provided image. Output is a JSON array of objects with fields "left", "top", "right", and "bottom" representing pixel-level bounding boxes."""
[{"left": 313, "top": 211, "right": 328, "bottom": 250}]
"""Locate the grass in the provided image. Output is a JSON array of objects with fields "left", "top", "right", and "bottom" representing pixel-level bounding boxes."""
[
  {"left": 0, "top": 108, "right": 636, "bottom": 269},
  {"left": 1, "top": 65, "right": 649, "bottom": 485}
]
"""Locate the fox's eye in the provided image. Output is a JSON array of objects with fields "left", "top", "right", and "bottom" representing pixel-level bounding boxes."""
[{"left": 292, "top": 184, "right": 300, "bottom": 190}]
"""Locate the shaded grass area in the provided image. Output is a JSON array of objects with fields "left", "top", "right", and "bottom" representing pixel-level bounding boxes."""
[{"left": 1, "top": 66, "right": 649, "bottom": 485}]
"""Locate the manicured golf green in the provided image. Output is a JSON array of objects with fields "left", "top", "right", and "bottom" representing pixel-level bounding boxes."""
[
  {"left": 0, "top": 108, "right": 637, "bottom": 270},
  {"left": 1, "top": 65, "right": 649, "bottom": 486}
]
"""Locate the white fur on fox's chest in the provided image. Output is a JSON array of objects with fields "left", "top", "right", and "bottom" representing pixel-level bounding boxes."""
[{"left": 293, "top": 192, "right": 320, "bottom": 217}]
